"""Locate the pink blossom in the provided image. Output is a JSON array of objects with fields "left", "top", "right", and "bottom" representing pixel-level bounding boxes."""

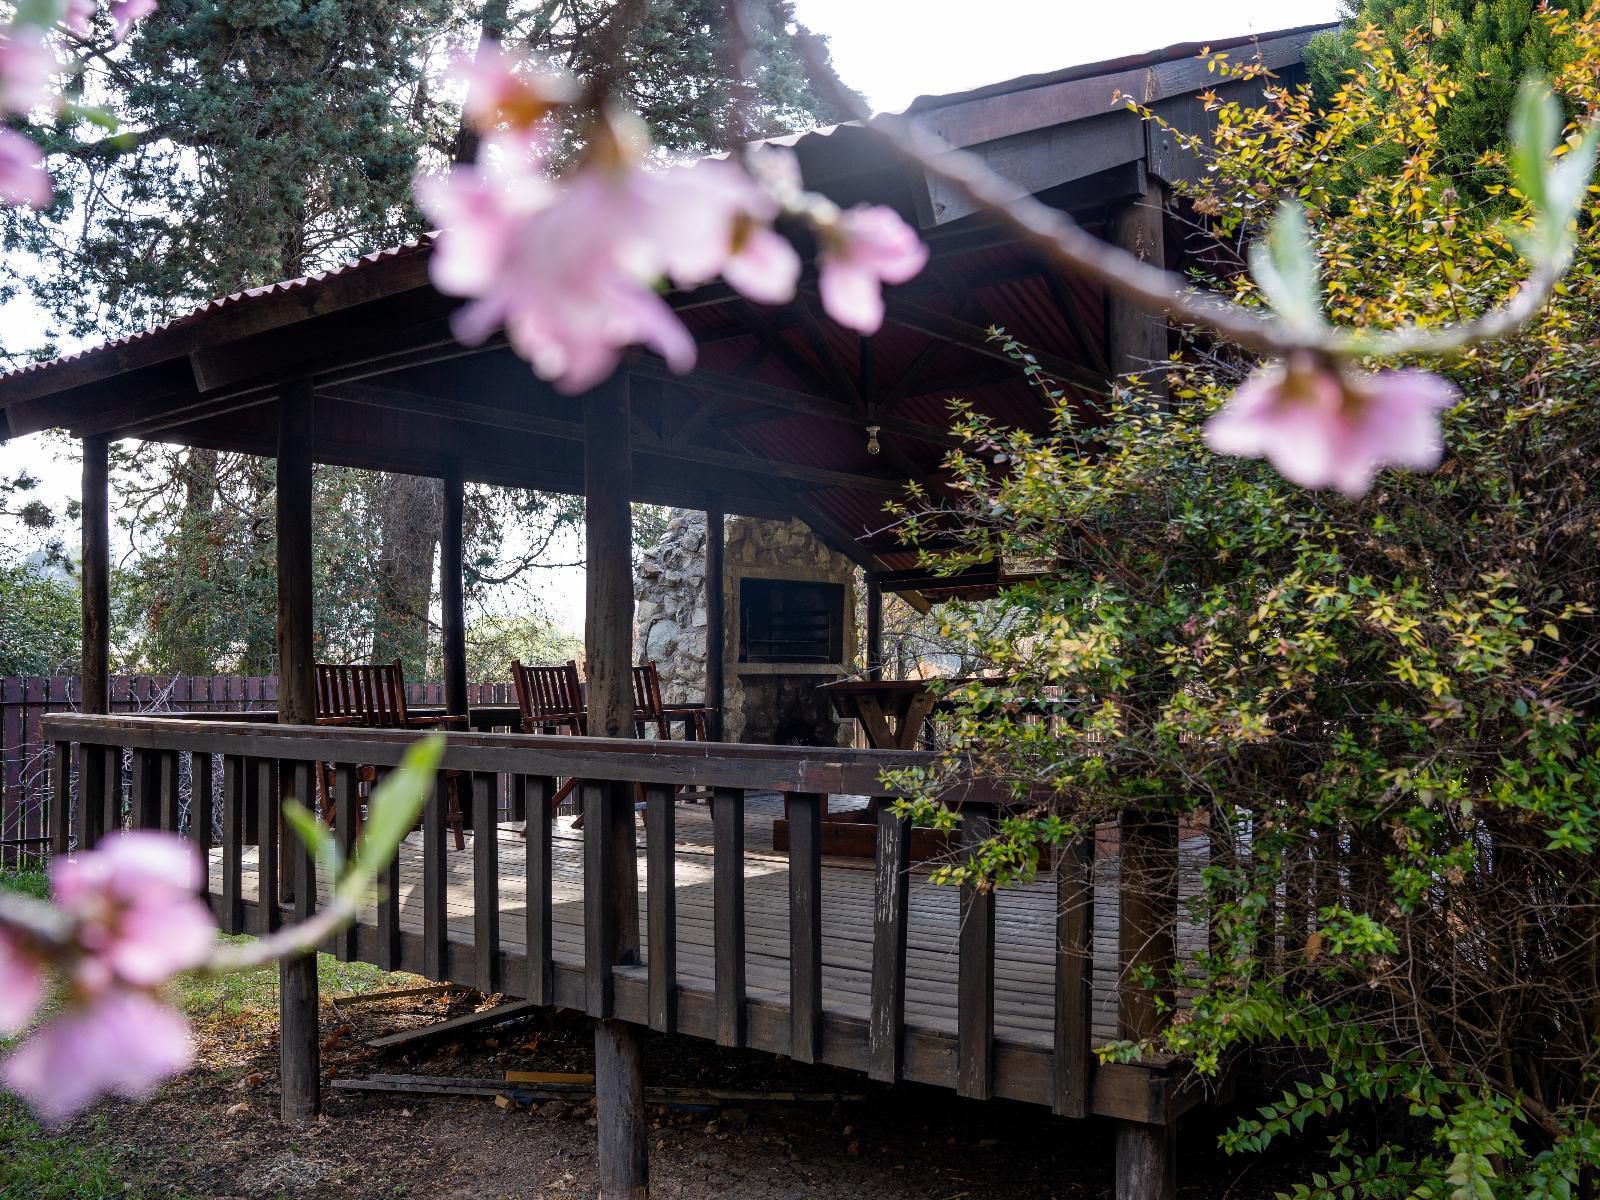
[
  {"left": 453, "top": 38, "right": 572, "bottom": 134},
  {"left": 420, "top": 115, "right": 803, "bottom": 393},
  {"left": 52, "top": 831, "right": 216, "bottom": 986},
  {"left": 0, "top": 926, "right": 45, "bottom": 1035},
  {"left": 0, "top": 28, "right": 59, "bottom": 116},
  {"left": 2, "top": 990, "right": 193, "bottom": 1124},
  {"left": 0, "top": 127, "right": 51, "bottom": 208},
  {"left": 1203, "top": 356, "right": 1459, "bottom": 497},
  {"left": 109, "top": 0, "right": 155, "bottom": 41},
  {"left": 817, "top": 204, "right": 928, "bottom": 334},
  {"left": 62, "top": 0, "right": 96, "bottom": 35}
]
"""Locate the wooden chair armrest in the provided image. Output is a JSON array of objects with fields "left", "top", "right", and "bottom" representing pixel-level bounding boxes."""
[{"left": 407, "top": 714, "right": 468, "bottom": 730}]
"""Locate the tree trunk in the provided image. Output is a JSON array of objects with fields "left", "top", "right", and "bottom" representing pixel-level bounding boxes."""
[{"left": 370, "top": 472, "right": 442, "bottom": 678}]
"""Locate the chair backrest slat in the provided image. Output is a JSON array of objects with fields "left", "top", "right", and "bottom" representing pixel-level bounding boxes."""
[
  {"left": 511, "top": 660, "right": 585, "bottom": 734},
  {"left": 633, "top": 662, "right": 669, "bottom": 739},
  {"left": 314, "top": 660, "right": 411, "bottom": 728}
]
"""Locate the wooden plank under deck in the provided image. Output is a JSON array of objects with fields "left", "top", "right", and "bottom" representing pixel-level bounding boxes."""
[{"left": 207, "top": 794, "right": 1207, "bottom": 1069}]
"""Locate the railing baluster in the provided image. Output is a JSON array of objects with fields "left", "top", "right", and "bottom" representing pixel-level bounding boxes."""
[
  {"left": 869, "top": 802, "right": 911, "bottom": 1082},
  {"left": 583, "top": 780, "right": 617, "bottom": 1018},
  {"left": 374, "top": 766, "right": 402, "bottom": 971},
  {"left": 286, "top": 760, "right": 316, "bottom": 925},
  {"left": 786, "top": 791, "right": 823, "bottom": 1063},
  {"left": 221, "top": 755, "right": 243, "bottom": 935},
  {"left": 472, "top": 772, "right": 500, "bottom": 995},
  {"left": 422, "top": 770, "right": 449, "bottom": 982},
  {"left": 645, "top": 783, "right": 676, "bottom": 1033},
  {"left": 524, "top": 775, "right": 554, "bottom": 1005},
  {"left": 957, "top": 803, "right": 996, "bottom": 1100},
  {"left": 76, "top": 744, "right": 105, "bottom": 850},
  {"left": 333, "top": 763, "right": 358, "bottom": 962},
  {"left": 713, "top": 786, "right": 746, "bottom": 1048},
  {"left": 193, "top": 753, "right": 215, "bottom": 898},
  {"left": 130, "top": 748, "right": 159, "bottom": 830},
  {"left": 157, "top": 750, "right": 181, "bottom": 834},
  {"left": 256, "top": 757, "right": 280, "bottom": 933},
  {"left": 49, "top": 740, "right": 71, "bottom": 857},
  {"left": 1053, "top": 832, "right": 1094, "bottom": 1118}
]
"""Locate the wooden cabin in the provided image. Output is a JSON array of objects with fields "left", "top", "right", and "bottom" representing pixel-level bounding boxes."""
[{"left": 1, "top": 27, "right": 1328, "bottom": 1200}]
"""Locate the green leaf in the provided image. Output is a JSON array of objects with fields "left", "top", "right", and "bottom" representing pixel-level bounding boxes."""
[
  {"left": 282, "top": 798, "right": 341, "bottom": 883},
  {"left": 1249, "top": 202, "right": 1325, "bottom": 334},
  {"left": 1510, "top": 77, "right": 1559, "bottom": 213},
  {"left": 347, "top": 733, "right": 446, "bottom": 887}
]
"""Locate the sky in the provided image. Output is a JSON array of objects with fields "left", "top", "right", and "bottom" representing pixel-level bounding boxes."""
[{"left": 0, "top": 0, "right": 1344, "bottom": 638}]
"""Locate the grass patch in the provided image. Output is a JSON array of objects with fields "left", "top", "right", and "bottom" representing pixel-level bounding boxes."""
[
  {"left": 172, "top": 934, "right": 417, "bottom": 1025},
  {"left": 0, "top": 866, "right": 48, "bottom": 900}
]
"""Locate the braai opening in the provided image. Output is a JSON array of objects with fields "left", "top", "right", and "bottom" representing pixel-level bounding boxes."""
[{"left": 738, "top": 578, "right": 846, "bottom": 664}]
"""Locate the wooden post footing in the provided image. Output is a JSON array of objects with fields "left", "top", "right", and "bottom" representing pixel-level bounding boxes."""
[
  {"left": 1114, "top": 1120, "right": 1175, "bottom": 1200},
  {"left": 278, "top": 954, "right": 320, "bottom": 1122},
  {"left": 594, "top": 1017, "right": 648, "bottom": 1198}
]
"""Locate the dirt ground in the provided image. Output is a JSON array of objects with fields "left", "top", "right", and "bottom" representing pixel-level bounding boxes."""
[{"left": 66, "top": 985, "right": 1306, "bottom": 1200}]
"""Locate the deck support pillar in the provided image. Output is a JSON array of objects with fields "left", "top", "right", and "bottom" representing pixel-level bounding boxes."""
[
  {"left": 441, "top": 458, "right": 469, "bottom": 724},
  {"left": 586, "top": 373, "right": 648, "bottom": 1197},
  {"left": 275, "top": 381, "right": 320, "bottom": 1124},
  {"left": 1107, "top": 177, "right": 1170, "bottom": 401},
  {"left": 865, "top": 574, "right": 884, "bottom": 681},
  {"left": 78, "top": 434, "right": 110, "bottom": 847},
  {"left": 704, "top": 498, "right": 724, "bottom": 741},
  {"left": 1116, "top": 1122, "right": 1175, "bottom": 1200}
]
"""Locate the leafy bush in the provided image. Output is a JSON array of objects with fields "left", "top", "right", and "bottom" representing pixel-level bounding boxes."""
[{"left": 889, "top": 13, "right": 1600, "bottom": 1197}]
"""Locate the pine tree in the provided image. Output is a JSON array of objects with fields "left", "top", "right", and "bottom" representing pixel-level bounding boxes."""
[
  {"left": 1305, "top": 0, "right": 1586, "bottom": 173},
  {"left": 7, "top": 2, "right": 850, "bottom": 677}
]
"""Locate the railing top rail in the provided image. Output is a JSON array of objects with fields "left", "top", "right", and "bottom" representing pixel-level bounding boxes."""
[{"left": 42, "top": 712, "right": 944, "bottom": 796}]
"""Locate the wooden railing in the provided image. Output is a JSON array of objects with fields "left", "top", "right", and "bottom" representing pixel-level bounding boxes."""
[{"left": 40, "top": 712, "right": 1180, "bottom": 1126}]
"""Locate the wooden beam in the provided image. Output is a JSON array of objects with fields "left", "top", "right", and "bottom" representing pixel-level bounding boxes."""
[
  {"left": 80, "top": 435, "right": 109, "bottom": 717},
  {"left": 320, "top": 381, "right": 911, "bottom": 496},
  {"left": 626, "top": 362, "right": 960, "bottom": 447},
  {"left": 274, "top": 381, "right": 320, "bottom": 1124},
  {"left": 880, "top": 295, "right": 1104, "bottom": 391},
  {"left": 441, "top": 460, "right": 468, "bottom": 721}
]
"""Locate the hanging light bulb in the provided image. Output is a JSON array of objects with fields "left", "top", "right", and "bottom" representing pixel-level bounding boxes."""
[{"left": 865, "top": 425, "right": 881, "bottom": 455}]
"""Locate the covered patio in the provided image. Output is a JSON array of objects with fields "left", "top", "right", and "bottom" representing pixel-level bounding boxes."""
[{"left": 4, "top": 26, "right": 1324, "bottom": 1200}]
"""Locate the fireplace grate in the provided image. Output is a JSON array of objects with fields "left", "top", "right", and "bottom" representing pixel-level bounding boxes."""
[{"left": 738, "top": 578, "right": 845, "bottom": 664}]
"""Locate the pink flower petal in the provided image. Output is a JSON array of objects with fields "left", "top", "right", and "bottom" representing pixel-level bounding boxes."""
[
  {"left": 0, "top": 28, "right": 60, "bottom": 116},
  {"left": 62, "top": 0, "right": 95, "bottom": 35},
  {"left": 817, "top": 204, "right": 927, "bottom": 333},
  {"left": 723, "top": 226, "right": 801, "bottom": 306},
  {"left": 0, "top": 127, "right": 51, "bottom": 209},
  {"left": 103, "top": 894, "right": 216, "bottom": 985},
  {"left": 0, "top": 927, "right": 45, "bottom": 1036},
  {"left": 2, "top": 990, "right": 193, "bottom": 1124},
  {"left": 109, "top": 0, "right": 156, "bottom": 42},
  {"left": 1205, "top": 360, "right": 1457, "bottom": 498},
  {"left": 53, "top": 831, "right": 202, "bottom": 909}
]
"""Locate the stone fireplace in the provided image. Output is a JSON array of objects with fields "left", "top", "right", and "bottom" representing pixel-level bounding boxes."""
[{"left": 633, "top": 511, "right": 858, "bottom": 746}]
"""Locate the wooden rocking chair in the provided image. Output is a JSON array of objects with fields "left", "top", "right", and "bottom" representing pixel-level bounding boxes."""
[
  {"left": 510, "top": 659, "right": 587, "bottom": 810},
  {"left": 314, "top": 659, "right": 467, "bottom": 850}
]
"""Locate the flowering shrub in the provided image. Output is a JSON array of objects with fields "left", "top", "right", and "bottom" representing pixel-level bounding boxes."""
[
  {"left": 0, "top": 734, "right": 439, "bottom": 1122},
  {"left": 886, "top": 13, "right": 1600, "bottom": 1197}
]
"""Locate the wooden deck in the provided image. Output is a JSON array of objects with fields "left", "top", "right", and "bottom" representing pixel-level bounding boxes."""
[{"left": 209, "top": 794, "right": 1202, "bottom": 1053}]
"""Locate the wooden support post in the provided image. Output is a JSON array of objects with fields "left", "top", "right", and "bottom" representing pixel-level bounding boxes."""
[
  {"left": 333, "top": 764, "right": 359, "bottom": 962},
  {"left": 1107, "top": 180, "right": 1170, "bottom": 402},
  {"left": 472, "top": 773, "right": 500, "bottom": 994},
  {"left": 585, "top": 373, "right": 648, "bottom": 1199},
  {"left": 712, "top": 787, "right": 746, "bottom": 1048},
  {"left": 957, "top": 805, "right": 996, "bottom": 1100},
  {"left": 787, "top": 792, "right": 823, "bottom": 1063},
  {"left": 442, "top": 459, "right": 469, "bottom": 723},
  {"left": 645, "top": 784, "right": 677, "bottom": 1033},
  {"left": 704, "top": 499, "right": 725, "bottom": 740},
  {"left": 274, "top": 381, "right": 320, "bottom": 1124},
  {"left": 80, "top": 435, "right": 109, "bottom": 721},
  {"left": 868, "top": 804, "right": 911, "bottom": 1082},
  {"left": 865, "top": 575, "right": 884, "bottom": 681},
  {"left": 374, "top": 765, "right": 402, "bottom": 972},
  {"left": 1115, "top": 809, "right": 1179, "bottom": 1200},
  {"left": 1053, "top": 832, "right": 1094, "bottom": 1118},
  {"left": 524, "top": 775, "right": 555, "bottom": 1004},
  {"left": 221, "top": 756, "right": 244, "bottom": 934},
  {"left": 50, "top": 741, "right": 70, "bottom": 857}
]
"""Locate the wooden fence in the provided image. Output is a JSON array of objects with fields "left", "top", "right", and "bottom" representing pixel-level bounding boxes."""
[{"left": 0, "top": 674, "right": 518, "bottom": 867}]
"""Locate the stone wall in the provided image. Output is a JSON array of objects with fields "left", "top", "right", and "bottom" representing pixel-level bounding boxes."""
[{"left": 633, "top": 510, "right": 858, "bottom": 745}]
